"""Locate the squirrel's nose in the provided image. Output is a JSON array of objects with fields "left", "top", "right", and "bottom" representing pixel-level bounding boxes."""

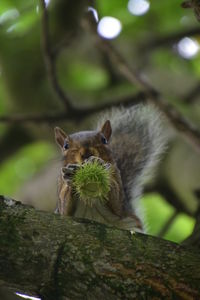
[{"left": 81, "top": 150, "right": 92, "bottom": 160}]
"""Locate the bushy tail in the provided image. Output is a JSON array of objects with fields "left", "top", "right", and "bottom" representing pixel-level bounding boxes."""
[{"left": 96, "top": 104, "right": 166, "bottom": 214}]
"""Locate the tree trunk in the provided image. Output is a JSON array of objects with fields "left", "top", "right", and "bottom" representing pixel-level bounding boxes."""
[{"left": 0, "top": 196, "right": 200, "bottom": 300}]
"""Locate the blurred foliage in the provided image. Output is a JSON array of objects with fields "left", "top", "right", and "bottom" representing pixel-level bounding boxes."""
[
  {"left": 0, "top": 142, "right": 55, "bottom": 195},
  {"left": 60, "top": 61, "right": 109, "bottom": 92},
  {"left": 0, "top": 0, "right": 199, "bottom": 243},
  {"left": 142, "top": 194, "right": 195, "bottom": 243},
  {"left": 166, "top": 213, "right": 195, "bottom": 242}
]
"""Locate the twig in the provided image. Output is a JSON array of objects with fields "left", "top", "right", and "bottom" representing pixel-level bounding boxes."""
[
  {"left": 140, "top": 27, "right": 200, "bottom": 53},
  {"left": 145, "top": 183, "right": 194, "bottom": 217},
  {"left": 182, "top": 212, "right": 200, "bottom": 248},
  {"left": 39, "top": 1, "right": 145, "bottom": 123},
  {"left": 182, "top": 82, "right": 200, "bottom": 104},
  {"left": 11, "top": 2, "right": 200, "bottom": 155},
  {"left": 84, "top": 11, "right": 200, "bottom": 153},
  {"left": 40, "top": 0, "right": 74, "bottom": 112},
  {"left": 182, "top": 1, "right": 200, "bottom": 22},
  {"left": 182, "top": 189, "right": 200, "bottom": 248},
  {"left": 53, "top": 32, "right": 76, "bottom": 57},
  {"left": 0, "top": 112, "right": 68, "bottom": 124},
  {"left": 157, "top": 210, "right": 179, "bottom": 238},
  {"left": 0, "top": 92, "right": 145, "bottom": 124}
]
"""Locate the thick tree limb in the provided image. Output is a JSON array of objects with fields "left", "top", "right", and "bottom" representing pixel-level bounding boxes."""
[{"left": 0, "top": 196, "right": 200, "bottom": 300}]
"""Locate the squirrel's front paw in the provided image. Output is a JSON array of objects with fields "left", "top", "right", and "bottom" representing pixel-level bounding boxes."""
[
  {"left": 85, "top": 156, "right": 105, "bottom": 165},
  {"left": 85, "top": 156, "right": 111, "bottom": 170},
  {"left": 62, "top": 164, "right": 80, "bottom": 181}
]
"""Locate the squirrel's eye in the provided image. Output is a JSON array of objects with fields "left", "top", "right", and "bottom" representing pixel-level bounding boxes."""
[
  {"left": 63, "top": 141, "right": 69, "bottom": 150},
  {"left": 101, "top": 136, "right": 108, "bottom": 145}
]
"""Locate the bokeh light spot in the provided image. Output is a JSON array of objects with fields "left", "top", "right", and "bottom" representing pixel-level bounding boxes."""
[
  {"left": 177, "top": 37, "right": 199, "bottom": 59},
  {"left": 128, "top": 0, "right": 150, "bottom": 16},
  {"left": 0, "top": 8, "right": 19, "bottom": 25},
  {"left": 97, "top": 16, "right": 122, "bottom": 40},
  {"left": 44, "top": 0, "right": 50, "bottom": 7}
]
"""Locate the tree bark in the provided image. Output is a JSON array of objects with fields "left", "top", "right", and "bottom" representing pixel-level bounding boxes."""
[{"left": 0, "top": 196, "right": 200, "bottom": 300}]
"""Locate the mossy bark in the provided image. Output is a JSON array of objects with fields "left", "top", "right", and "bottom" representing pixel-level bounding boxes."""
[{"left": 0, "top": 196, "right": 200, "bottom": 300}]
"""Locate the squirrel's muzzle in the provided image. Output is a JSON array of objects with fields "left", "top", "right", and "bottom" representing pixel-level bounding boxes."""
[
  {"left": 80, "top": 146, "right": 99, "bottom": 162},
  {"left": 81, "top": 149, "right": 93, "bottom": 160}
]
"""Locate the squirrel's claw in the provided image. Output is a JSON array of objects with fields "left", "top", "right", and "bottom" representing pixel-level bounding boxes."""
[
  {"left": 62, "top": 164, "right": 80, "bottom": 180},
  {"left": 85, "top": 156, "right": 105, "bottom": 165}
]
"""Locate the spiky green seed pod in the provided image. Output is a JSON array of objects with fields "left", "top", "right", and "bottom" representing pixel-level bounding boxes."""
[{"left": 72, "top": 160, "right": 111, "bottom": 206}]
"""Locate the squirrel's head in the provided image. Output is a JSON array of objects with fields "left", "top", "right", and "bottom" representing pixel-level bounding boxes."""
[{"left": 54, "top": 120, "right": 113, "bottom": 165}]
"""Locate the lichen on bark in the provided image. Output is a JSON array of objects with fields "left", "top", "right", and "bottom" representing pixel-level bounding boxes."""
[{"left": 0, "top": 196, "right": 200, "bottom": 300}]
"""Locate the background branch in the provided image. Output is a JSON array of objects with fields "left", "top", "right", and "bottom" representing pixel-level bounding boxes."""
[
  {"left": 157, "top": 210, "right": 179, "bottom": 238},
  {"left": 182, "top": 1, "right": 200, "bottom": 22},
  {"left": 1, "top": 4, "right": 200, "bottom": 157},
  {"left": 40, "top": 0, "right": 75, "bottom": 112},
  {"left": 182, "top": 82, "right": 200, "bottom": 104},
  {"left": 84, "top": 12, "right": 200, "bottom": 153},
  {"left": 145, "top": 183, "right": 194, "bottom": 217},
  {"left": 182, "top": 190, "right": 200, "bottom": 247},
  {"left": 140, "top": 26, "right": 200, "bottom": 53},
  {"left": 0, "top": 93, "right": 146, "bottom": 124}
]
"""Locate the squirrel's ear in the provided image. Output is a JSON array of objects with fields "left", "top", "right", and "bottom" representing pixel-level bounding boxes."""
[
  {"left": 101, "top": 120, "right": 112, "bottom": 141},
  {"left": 54, "top": 127, "right": 68, "bottom": 148}
]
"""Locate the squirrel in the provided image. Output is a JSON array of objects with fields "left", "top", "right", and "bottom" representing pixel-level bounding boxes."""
[{"left": 54, "top": 104, "right": 165, "bottom": 232}]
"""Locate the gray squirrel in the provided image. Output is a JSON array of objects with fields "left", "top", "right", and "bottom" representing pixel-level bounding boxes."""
[{"left": 54, "top": 104, "right": 166, "bottom": 232}]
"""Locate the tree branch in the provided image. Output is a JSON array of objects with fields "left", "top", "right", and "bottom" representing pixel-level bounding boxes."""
[
  {"left": 157, "top": 210, "right": 179, "bottom": 238},
  {"left": 84, "top": 12, "right": 200, "bottom": 153},
  {"left": 145, "top": 183, "right": 194, "bottom": 217},
  {"left": 40, "top": 0, "right": 75, "bottom": 112},
  {"left": 0, "top": 93, "right": 145, "bottom": 124},
  {"left": 182, "top": 1, "right": 200, "bottom": 22},
  {"left": 0, "top": 196, "right": 200, "bottom": 300},
  {"left": 182, "top": 190, "right": 200, "bottom": 248},
  {"left": 140, "top": 26, "right": 200, "bottom": 53},
  {"left": 182, "top": 82, "right": 200, "bottom": 104}
]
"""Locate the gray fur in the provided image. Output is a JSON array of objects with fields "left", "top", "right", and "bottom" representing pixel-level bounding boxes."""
[{"left": 96, "top": 104, "right": 166, "bottom": 219}]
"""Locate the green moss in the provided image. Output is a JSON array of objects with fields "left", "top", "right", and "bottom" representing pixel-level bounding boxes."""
[{"left": 0, "top": 205, "right": 27, "bottom": 249}]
